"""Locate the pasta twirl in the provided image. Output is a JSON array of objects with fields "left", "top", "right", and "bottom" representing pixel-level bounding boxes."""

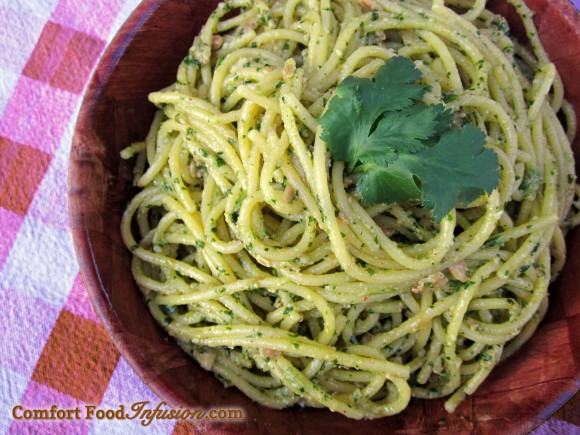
[{"left": 121, "top": 0, "right": 579, "bottom": 418}]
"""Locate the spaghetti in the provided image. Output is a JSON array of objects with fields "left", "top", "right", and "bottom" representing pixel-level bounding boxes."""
[{"left": 121, "top": 0, "right": 579, "bottom": 418}]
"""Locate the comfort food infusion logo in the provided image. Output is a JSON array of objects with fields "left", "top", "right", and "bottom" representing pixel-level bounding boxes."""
[{"left": 12, "top": 401, "right": 245, "bottom": 426}]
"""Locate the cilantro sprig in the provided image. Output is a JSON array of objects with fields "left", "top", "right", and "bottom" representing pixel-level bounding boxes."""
[{"left": 319, "top": 56, "right": 499, "bottom": 222}]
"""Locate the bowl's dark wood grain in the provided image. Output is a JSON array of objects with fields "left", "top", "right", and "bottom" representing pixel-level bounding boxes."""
[{"left": 68, "top": 0, "right": 580, "bottom": 433}]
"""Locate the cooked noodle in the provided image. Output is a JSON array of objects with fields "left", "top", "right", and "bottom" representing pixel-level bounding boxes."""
[{"left": 121, "top": 0, "right": 579, "bottom": 418}]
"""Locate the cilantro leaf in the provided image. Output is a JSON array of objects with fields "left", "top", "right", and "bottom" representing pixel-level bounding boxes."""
[
  {"left": 356, "top": 56, "right": 425, "bottom": 121},
  {"left": 365, "top": 103, "right": 445, "bottom": 157},
  {"left": 319, "top": 56, "right": 500, "bottom": 222},
  {"left": 357, "top": 162, "right": 421, "bottom": 205},
  {"left": 423, "top": 103, "right": 454, "bottom": 140},
  {"left": 410, "top": 125, "right": 498, "bottom": 216},
  {"left": 359, "top": 124, "right": 498, "bottom": 221},
  {"left": 318, "top": 84, "right": 367, "bottom": 164},
  {"left": 320, "top": 56, "right": 428, "bottom": 171}
]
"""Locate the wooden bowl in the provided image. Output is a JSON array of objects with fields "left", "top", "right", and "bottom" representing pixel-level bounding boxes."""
[{"left": 69, "top": 0, "right": 580, "bottom": 433}]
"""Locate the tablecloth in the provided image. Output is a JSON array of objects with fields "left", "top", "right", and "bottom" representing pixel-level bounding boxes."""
[{"left": 0, "top": 0, "right": 578, "bottom": 434}]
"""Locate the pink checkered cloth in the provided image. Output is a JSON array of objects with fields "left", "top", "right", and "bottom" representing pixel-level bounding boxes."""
[{"left": 0, "top": 0, "right": 578, "bottom": 434}]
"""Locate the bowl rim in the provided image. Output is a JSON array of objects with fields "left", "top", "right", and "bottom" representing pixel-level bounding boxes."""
[{"left": 68, "top": 0, "right": 195, "bottom": 408}]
